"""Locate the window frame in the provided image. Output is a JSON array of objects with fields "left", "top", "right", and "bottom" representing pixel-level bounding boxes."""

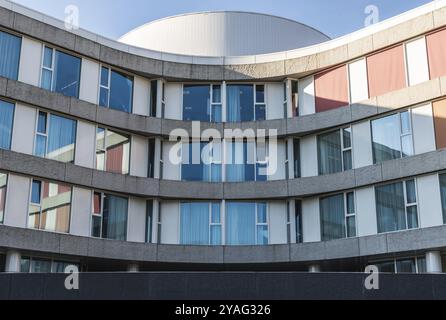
[
  {"left": 318, "top": 126, "right": 353, "bottom": 175},
  {"left": 254, "top": 84, "right": 267, "bottom": 121},
  {"left": 0, "top": 172, "right": 8, "bottom": 225},
  {"left": 255, "top": 202, "right": 269, "bottom": 245},
  {"left": 98, "top": 65, "right": 134, "bottom": 113}
]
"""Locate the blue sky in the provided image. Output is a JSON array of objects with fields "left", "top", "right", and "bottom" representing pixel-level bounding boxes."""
[{"left": 11, "top": 0, "right": 432, "bottom": 39}]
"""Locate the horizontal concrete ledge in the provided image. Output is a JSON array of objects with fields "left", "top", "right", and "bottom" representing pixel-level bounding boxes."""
[
  {"left": 1, "top": 224, "right": 446, "bottom": 264},
  {"left": 0, "top": 2, "right": 445, "bottom": 81},
  {"left": 0, "top": 149, "right": 446, "bottom": 199},
  {"left": 2, "top": 76, "right": 446, "bottom": 140}
]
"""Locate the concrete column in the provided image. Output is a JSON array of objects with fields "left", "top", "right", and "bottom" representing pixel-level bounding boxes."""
[
  {"left": 426, "top": 251, "right": 442, "bottom": 273},
  {"left": 5, "top": 250, "right": 21, "bottom": 273},
  {"left": 127, "top": 263, "right": 140, "bottom": 273},
  {"left": 308, "top": 264, "right": 321, "bottom": 273}
]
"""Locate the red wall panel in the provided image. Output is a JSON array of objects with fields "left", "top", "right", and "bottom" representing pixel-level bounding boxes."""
[
  {"left": 314, "top": 65, "right": 349, "bottom": 113},
  {"left": 427, "top": 28, "right": 446, "bottom": 80}
]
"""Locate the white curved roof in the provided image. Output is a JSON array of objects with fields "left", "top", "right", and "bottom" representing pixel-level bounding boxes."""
[{"left": 119, "top": 11, "right": 330, "bottom": 57}]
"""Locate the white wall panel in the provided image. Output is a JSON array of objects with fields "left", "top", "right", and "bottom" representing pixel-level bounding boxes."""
[
  {"left": 160, "top": 201, "right": 179, "bottom": 245},
  {"left": 352, "top": 121, "right": 373, "bottom": 169},
  {"left": 4, "top": 174, "right": 30, "bottom": 228},
  {"left": 79, "top": 58, "right": 100, "bottom": 104},
  {"left": 133, "top": 76, "right": 150, "bottom": 116},
  {"left": 356, "top": 187, "right": 377, "bottom": 236},
  {"left": 266, "top": 83, "right": 284, "bottom": 120},
  {"left": 11, "top": 103, "right": 36, "bottom": 155},
  {"left": 412, "top": 103, "right": 436, "bottom": 155},
  {"left": 70, "top": 187, "right": 92, "bottom": 237},
  {"left": 268, "top": 140, "right": 286, "bottom": 181},
  {"left": 127, "top": 197, "right": 147, "bottom": 243},
  {"left": 74, "top": 120, "right": 96, "bottom": 169},
  {"left": 164, "top": 83, "right": 182, "bottom": 120},
  {"left": 406, "top": 38, "right": 430, "bottom": 86},
  {"left": 269, "top": 201, "right": 287, "bottom": 245},
  {"left": 300, "top": 136, "right": 318, "bottom": 177},
  {"left": 130, "top": 135, "right": 149, "bottom": 178},
  {"left": 302, "top": 198, "right": 320, "bottom": 243},
  {"left": 298, "top": 76, "right": 315, "bottom": 116},
  {"left": 162, "top": 141, "right": 181, "bottom": 181},
  {"left": 417, "top": 175, "right": 443, "bottom": 228},
  {"left": 18, "top": 37, "right": 42, "bottom": 86},
  {"left": 348, "top": 59, "right": 369, "bottom": 103}
]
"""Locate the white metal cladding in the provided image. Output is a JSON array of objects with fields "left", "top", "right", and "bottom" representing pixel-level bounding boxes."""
[{"left": 119, "top": 11, "right": 330, "bottom": 57}]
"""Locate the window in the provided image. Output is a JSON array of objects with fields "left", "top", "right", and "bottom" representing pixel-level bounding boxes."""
[
  {"left": 0, "top": 173, "right": 7, "bottom": 224},
  {"left": 0, "top": 31, "right": 21, "bottom": 80},
  {"left": 372, "top": 111, "right": 414, "bottom": 164},
  {"left": 157, "top": 202, "right": 162, "bottom": 243},
  {"left": 148, "top": 138, "right": 156, "bottom": 178},
  {"left": 293, "top": 139, "right": 301, "bottom": 178},
  {"left": 439, "top": 174, "right": 446, "bottom": 224},
  {"left": 375, "top": 179, "right": 418, "bottom": 233},
  {"left": 295, "top": 200, "right": 303, "bottom": 243},
  {"left": 291, "top": 80, "right": 299, "bottom": 117},
  {"left": 0, "top": 100, "right": 14, "bottom": 150},
  {"left": 20, "top": 257, "right": 79, "bottom": 273},
  {"left": 373, "top": 257, "right": 426, "bottom": 274},
  {"left": 161, "top": 82, "right": 166, "bottom": 118},
  {"left": 180, "top": 202, "right": 222, "bottom": 245},
  {"left": 226, "top": 140, "right": 255, "bottom": 182},
  {"left": 91, "top": 192, "right": 128, "bottom": 241},
  {"left": 183, "top": 84, "right": 222, "bottom": 123},
  {"left": 28, "top": 180, "right": 72, "bottom": 233},
  {"left": 182, "top": 141, "right": 222, "bottom": 182},
  {"left": 256, "top": 140, "right": 268, "bottom": 182},
  {"left": 283, "top": 82, "right": 289, "bottom": 119},
  {"left": 40, "top": 46, "right": 81, "bottom": 98},
  {"left": 318, "top": 127, "right": 352, "bottom": 175},
  {"left": 99, "top": 66, "right": 133, "bottom": 113},
  {"left": 150, "top": 80, "right": 158, "bottom": 117},
  {"left": 226, "top": 202, "right": 268, "bottom": 246},
  {"left": 146, "top": 200, "right": 153, "bottom": 243},
  {"left": 96, "top": 127, "right": 130, "bottom": 175},
  {"left": 227, "top": 84, "right": 265, "bottom": 122},
  {"left": 320, "top": 192, "right": 356, "bottom": 241},
  {"left": 34, "top": 111, "right": 77, "bottom": 163}
]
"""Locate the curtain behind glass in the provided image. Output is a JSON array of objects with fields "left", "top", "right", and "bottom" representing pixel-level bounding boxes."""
[
  {"left": 102, "top": 195, "right": 128, "bottom": 241},
  {"left": 183, "top": 85, "right": 210, "bottom": 121},
  {"left": 180, "top": 202, "right": 210, "bottom": 245},
  {"left": 47, "top": 114, "right": 76, "bottom": 163},
  {"left": 376, "top": 182, "right": 406, "bottom": 233},
  {"left": 226, "top": 202, "right": 256, "bottom": 245},
  {"left": 0, "top": 31, "right": 21, "bottom": 80},
  {"left": 320, "top": 194, "right": 345, "bottom": 241},
  {"left": 227, "top": 85, "right": 241, "bottom": 122},
  {"left": 53, "top": 50, "right": 81, "bottom": 98},
  {"left": 0, "top": 100, "right": 14, "bottom": 150},
  {"left": 318, "top": 131, "right": 342, "bottom": 175},
  {"left": 440, "top": 174, "right": 446, "bottom": 224},
  {"left": 372, "top": 114, "right": 401, "bottom": 163}
]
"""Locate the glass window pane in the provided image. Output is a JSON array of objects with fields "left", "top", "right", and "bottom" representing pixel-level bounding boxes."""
[
  {"left": 46, "top": 114, "right": 77, "bottom": 163},
  {"left": 372, "top": 114, "right": 402, "bottom": 163},
  {"left": 227, "top": 85, "right": 254, "bottom": 122},
  {"left": 0, "top": 100, "right": 15, "bottom": 150},
  {"left": 347, "top": 192, "right": 355, "bottom": 214},
  {"left": 376, "top": 261, "right": 395, "bottom": 273},
  {"left": 0, "top": 31, "right": 22, "bottom": 80},
  {"left": 100, "top": 67, "right": 109, "bottom": 87},
  {"left": 256, "top": 85, "right": 265, "bottom": 103},
  {"left": 210, "top": 225, "right": 222, "bottom": 245},
  {"left": 31, "top": 180, "right": 41, "bottom": 204},
  {"left": 396, "top": 259, "right": 416, "bottom": 274},
  {"left": 20, "top": 258, "right": 30, "bottom": 273},
  {"left": 28, "top": 204, "right": 40, "bottom": 229},
  {"left": 295, "top": 200, "right": 303, "bottom": 243},
  {"left": 407, "top": 205, "right": 418, "bottom": 229},
  {"left": 401, "top": 135, "right": 414, "bottom": 158},
  {"left": 417, "top": 257, "right": 427, "bottom": 274},
  {"left": 343, "top": 127, "right": 352, "bottom": 149},
  {"left": 92, "top": 215, "right": 101, "bottom": 238},
  {"left": 31, "top": 259, "right": 52, "bottom": 273},
  {"left": 96, "top": 151, "right": 105, "bottom": 171},
  {"left": 40, "top": 182, "right": 72, "bottom": 233},
  {"left": 109, "top": 70, "right": 133, "bottom": 113},
  {"left": 183, "top": 85, "right": 210, "bottom": 121},
  {"left": 318, "top": 130, "right": 342, "bottom": 175},
  {"left": 256, "top": 225, "right": 268, "bottom": 245},
  {"left": 226, "top": 202, "right": 256, "bottom": 245},
  {"left": 105, "top": 130, "right": 130, "bottom": 175},
  {"left": 294, "top": 139, "right": 301, "bottom": 179},
  {"left": 257, "top": 203, "right": 267, "bottom": 223},
  {"left": 53, "top": 50, "right": 81, "bottom": 98},
  {"left": 376, "top": 182, "right": 406, "bottom": 233},
  {"left": 41, "top": 69, "right": 52, "bottom": 91},
  {"left": 211, "top": 104, "right": 222, "bottom": 123},
  {"left": 343, "top": 150, "right": 353, "bottom": 171},
  {"left": 320, "top": 194, "right": 346, "bottom": 241},
  {"left": 212, "top": 85, "right": 221, "bottom": 103},
  {"left": 99, "top": 87, "right": 109, "bottom": 107},
  {"left": 347, "top": 216, "right": 356, "bottom": 238},
  {"left": 43, "top": 47, "right": 53, "bottom": 68},
  {"left": 37, "top": 112, "right": 47, "bottom": 134},
  {"left": 405, "top": 180, "right": 417, "bottom": 204},
  {"left": 255, "top": 104, "right": 266, "bottom": 121},
  {"left": 180, "top": 202, "right": 210, "bottom": 245},
  {"left": 93, "top": 192, "right": 102, "bottom": 214},
  {"left": 102, "top": 194, "right": 128, "bottom": 241},
  {"left": 211, "top": 203, "right": 221, "bottom": 224},
  {"left": 400, "top": 111, "right": 411, "bottom": 135},
  {"left": 35, "top": 135, "right": 47, "bottom": 158},
  {"left": 440, "top": 174, "right": 446, "bottom": 224},
  {"left": 96, "top": 127, "right": 105, "bottom": 150},
  {"left": 0, "top": 174, "right": 7, "bottom": 223}
]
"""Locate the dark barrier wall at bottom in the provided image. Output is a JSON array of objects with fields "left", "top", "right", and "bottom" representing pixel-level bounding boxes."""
[{"left": 0, "top": 272, "right": 446, "bottom": 300}]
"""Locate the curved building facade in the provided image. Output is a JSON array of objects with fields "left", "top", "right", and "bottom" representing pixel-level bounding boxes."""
[{"left": 0, "top": 0, "right": 446, "bottom": 274}]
